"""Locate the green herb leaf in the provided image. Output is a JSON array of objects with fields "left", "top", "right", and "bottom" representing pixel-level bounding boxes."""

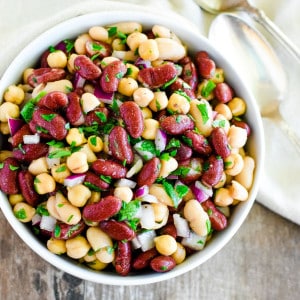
[
  {"left": 175, "top": 184, "right": 189, "bottom": 199},
  {"left": 162, "top": 181, "right": 180, "bottom": 208},
  {"left": 9, "top": 165, "right": 19, "bottom": 171},
  {"left": 35, "top": 126, "right": 49, "bottom": 134},
  {"left": 55, "top": 165, "right": 67, "bottom": 173},
  {"left": 49, "top": 45, "right": 56, "bottom": 53},
  {"left": 117, "top": 200, "right": 141, "bottom": 222},
  {"left": 47, "top": 140, "right": 65, "bottom": 148},
  {"left": 48, "top": 149, "right": 72, "bottom": 159},
  {"left": 100, "top": 175, "right": 112, "bottom": 184},
  {"left": 84, "top": 181, "right": 102, "bottom": 192},
  {"left": 161, "top": 76, "right": 177, "bottom": 89},
  {"left": 108, "top": 26, "right": 118, "bottom": 37},
  {"left": 0, "top": 163, "right": 4, "bottom": 169},
  {"left": 95, "top": 111, "right": 107, "bottom": 123},
  {"left": 89, "top": 136, "right": 97, "bottom": 146},
  {"left": 41, "top": 113, "right": 56, "bottom": 122},
  {"left": 212, "top": 119, "right": 226, "bottom": 128},
  {"left": 172, "top": 166, "right": 190, "bottom": 177},
  {"left": 64, "top": 39, "right": 74, "bottom": 53},
  {"left": 14, "top": 208, "right": 27, "bottom": 220},
  {"left": 201, "top": 80, "right": 216, "bottom": 98},
  {"left": 54, "top": 224, "right": 61, "bottom": 238},
  {"left": 197, "top": 103, "right": 209, "bottom": 124},
  {"left": 182, "top": 136, "right": 193, "bottom": 147},
  {"left": 165, "top": 138, "right": 181, "bottom": 150},
  {"left": 36, "top": 203, "right": 50, "bottom": 216},
  {"left": 20, "top": 101, "right": 36, "bottom": 123}
]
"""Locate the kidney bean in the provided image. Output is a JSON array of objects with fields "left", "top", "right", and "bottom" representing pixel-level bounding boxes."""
[
  {"left": 37, "top": 91, "right": 69, "bottom": 110},
  {"left": 201, "top": 199, "right": 227, "bottom": 231},
  {"left": 231, "top": 118, "right": 251, "bottom": 136},
  {"left": 84, "top": 171, "right": 110, "bottom": 191},
  {"left": 28, "top": 119, "right": 52, "bottom": 140},
  {"left": 85, "top": 40, "right": 112, "bottom": 59},
  {"left": 184, "top": 130, "right": 212, "bottom": 156},
  {"left": 27, "top": 68, "right": 66, "bottom": 87},
  {"left": 179, "top": 56, "right": 198, "bottom": 91},
  {"left": 160, "top": 114, "right": 194, "bottom": 135},
  {"left": 85, "top": 107, "right": 109, "bottom": 126},
  {"left": 82, "top": 195, "right": 122, "bottom": 223},
  {"left": 201, "top": 155, "right": 224, "bottom": 187},
  {"left": 18, "top": 170, "right": 39, "bottom": 206},
  {"left": 115, "top": 241, "right": 132, "bottom": 276},
  {"left": 159, "top": 223, "right": 177, "bottom": 239},
  {"left": 99, "top": 220, "right": 135, "bottom": 241},
  {"left": 11, "top": 124, "right": 32, "bottom": 148},
  {"left": 137, "top": 157, "right": 160, "bottom": 187},
  {"left": 40, "top": 50, "right": 50, "bottom": 68},
  {"left": 53, "top": 220, "right": 86, "bottom": 240},
  {"left": 174, "top": 142, "right": 193, "bottom": 161},
  {"left": 120, "top": 101, "right": 144, "bottom": 138},
  {"left": 13, "top": 143, "right": 49, "bottom": 163},
  {"left": 137, "top": 63, "right": 177, "bottom": 89},
  {"left": 150, "top": 255, "right": 176, "bottom": 273},
  {"left": 66, "top": 92, "right": 85, "bottom": 126},
  {"left": 178, "top": 157, "right": 203, "bottom": 183},
  {"left": 169, "top": 78, "right": 196, "bottom": 100},
  {"left": 195, "top": 51, "right": 216, "bottom": 79},
  {"left": 92, "top": 158, "right": 127, "bottom": 179},
  {"left": 211, "top": 127, "right": 231, "bottom": 159},
  {"left": 74, "top": 55, "right": 102, "bottom": 80},
  {"left": 108, "top": 126, "right": 134, "bottom": 164},
  {"left": 100, "top": 60, "right": 126, "bottom": 93},
  {"left": 133, "top": 248, "right": 158, "bottom": 270},
  {"left": 0, "top": 157, "right": 19, "bottom": 194},
  {"left": 215, "top": 82, "right": 233, "bottom": 103},
  {"left": 32, "top": 108, "right": 67, "bottom": 140}
]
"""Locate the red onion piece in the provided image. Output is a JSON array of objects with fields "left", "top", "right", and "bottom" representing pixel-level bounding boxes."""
[
  {"left": 94, "top": 84, "right": 114, "bottom": 104},
  {"left": 8, "top": 118, "right": 24, "bottom": 136},
  {"left": 73, "top": 71, "right": 86, "bottom": 89},
  {"left": 31, "top": 214, "right": 42, "bottom": 226},
  {"left": 64, "top": 174, "right": 86, "bottom": 187},
  {"left": 155, "top": 129, "right": 167, "bottom": 152},
  {"left": 40, "top": 215, "right": 56, "bottom": 232},
  {"left": 136, "top": 230, "right": 156, "bottom": 252},
  {"left": 134, "top": 57, "right": 151, "bottom": 69},
  {"left": 173, "top": 213, "right": 190, "bottom": 238},
  {"left": 135, "top": 185, "right": 149, "bottom": 198},
  {"left": 23, "top": 133, "right": 40, "bottom": 144},
  {"left": 191, "top": 180, "right": 213, "bottom": 203}
]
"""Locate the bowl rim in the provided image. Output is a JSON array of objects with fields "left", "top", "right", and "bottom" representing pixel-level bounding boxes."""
[{"left": 0, "top": 8, "right": 264, "bottom": 286}]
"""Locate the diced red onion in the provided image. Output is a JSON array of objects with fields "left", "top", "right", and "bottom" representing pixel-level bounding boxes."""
[
  {"left": 181, "top": 231, "right": 207, "bottom": 250},
  {"left": 23, "top": 133, "right": 40, "bottom": 144},
  {"left": 155, "top": 129, "right": 167, "bottom": 152},
  {"left": 167, "top": 174, "right": 179, "bottom": 180},
  {"left": 135, "top": 185, "right": 149, "bottom": 198},
  {"left": 54, "top": 40, "right": 67, "bottom": 53},
  {"left": 140, "top": 204, "right": 156, "bottom": 229},
  {"left": 191, "top": 180, "right": 213, "bottom": 203},
  {"left": 31, "top": 214, "right": 42, "bottom": 226},
  {"left": 39, "top": 215, "right": 57, "bottom": 232},
  {"left": 136, "top": 230, "right": 156, "bottom": 252},
  {"left": 173, "top": 213, "right": 190, "bottom": 238},
  {"left": 8, "top": 118, "right": 24, "bottom": 136},
  {"left": 134, "top": 57, "right": 151, "bottom": 69},
  {"left": 64, "top": 174, "right": 86, "bottom": 187},
  {"left": 131, "top": 237, "right": 142, "bottom": 250},
  {"left": 94, "top": 84, "right": 114, "bottom": 104},
  {"left": 114, "top": 178, "right": 136, "bottom": 189},
  {"left": 126, "top": 158, "right": 143, "bottom": 178},
  {"left": 73, "top": 71, "right": 86, "bottom": 89}
]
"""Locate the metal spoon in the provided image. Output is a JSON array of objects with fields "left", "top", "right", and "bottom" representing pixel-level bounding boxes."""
[
  {"left": 209, "top": 13, "right": 300, "bottom": 154},
  {"left": 194, "top": 0, "right": 300, "bottom": 62}
]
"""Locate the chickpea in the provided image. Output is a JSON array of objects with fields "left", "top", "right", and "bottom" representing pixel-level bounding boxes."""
[
  {"left": 34, "top": 173, "right": 56, "bottom": 195},
  {"left": 211, "top": 68, "right": 225, "bottom": 83},
  {"left": 148, "top": 91, "right": 168, "bottom": 112},
  {"left": 154, "top": 234, "right": 177, "bottom": 256},
  {"left": 138, "top": 39, "right": 159, "bottom": 61},
  {"left": 227, "top": 125, "right": 248, "bottom": 149},
  {"left": 83, "top": 251, "right": 96, "bottom": 263},
  {"left": 79, "top": 144, "right": 97, "bottom": 163},
  {"left": 224, "top": 153, "right": 244, "bottom": 176},
  {"left": 228, "top": 97, "right": 247, "bottom": 116},
  {"left": 67, "top": 53, "right": 79, "bottom": 73},
  {"left": 81, "top": 92, "right": 100, "bottom": 114},
  {"left": 86, "top": 227, "right": 115, "bottom": 263},
  {"left": 88, "top": 191, "right": 101, "bottom": 204},
  {"left": 13, "top": 202, "right": 35, "bottom": 223},
  {"left": 197, "top": 80, "right": 215, "bottom": 100},
  {"left": 86, "top": 259, "right": 108, "bottom": 271},
  {"left": 74, "top": 33, "right": 92, "bottom": 55},
  {"left": 183, "top": 199, "right": 210, "bottom": 236},
  {"left": 47, "top": 238, "right": 67, "bottom": 255},
  {"left": 171, "top": 242, "right": 186, "bottom": 264},
  {"left": 167, "top": 92, "right": 190, "bottom": 114},
  {"left": 133, "top": 87, "right": 154, "bottom": 107},
  {"left": 67, "top": 184, "right": 91, "bottom": 207},
  {"left": 100, "top": 56, "right": 120, "bottom": 68},
  {"left": 235, "top": 156, "right": 255, "bottom": 190},
  {"left": 214, "top": 103, "right": 232, "bottom": 120},
  {"left": 141, "top": 107, "right": 153, "bottom": 119},
  {"left": 28, "top": 157, "right": 49, "bottom": 175},
  {"left": 0, "top": 102, "right": 20, "bottom": 122},
  {"left": 89, "top": 26, "right": 108, "bottom": 42},
  {"left": 0, "top": 150, "right": 12, "bottom": 162},
  {"left": 126, "top": 31, "right": 148, "bottom": 51},
  {"left": 149, "top": 184, "right": 174, "bottom": 207},
  {"left": 112, "top": 38, "right": 126, "bottom": 51},
  {"left": 117, "top": 77, "right": 138, "bottom": 96},
  {"left": 47, "top": 50, "right": 68, "bottom": 68},
  {"left": 229, "top": 180, "right": 249, "bottom": 201},
  {"left": 114, "top": 186, "right": 133, "bottom": 203},
  {"left": 142, "top": 118, "right": 159, "bottom": 140},
  {"left": 125, "top": 63, "right": 139, "bottom": 79},
  {"left": 66, "top": 128, "right": 86, "bottom": 146},
  {"left": 88, "top": 135, "right": 103, "bottom": 152},
  {"left": 214, "top": 188, "right": 234, "bottom": 207},
  {"left": 159, "top": 156, "right": 178, "bottom": 178},
  {"left": 4, "top": 85, "right": 25, "bottom": 105},
  {"left": 51, "top": 163, "right": 71, "bottom": 184},
  {"left": 65, "top": 236, "right": 90, "bottom": 259},
  {"left": 0, "top": 122, "right": 10, "bottom": 135},
  {"left": 9, "top": 194, "right": 24, "bottom": 206},
  {"left": 66, "top": 152, "right": 89, "bottom": 174},
  {"left": 23, "top": 68, "right": 34, "bottom": 83},
  {"left": 55, "top": 192, "right": 81, "bottom": 225}
]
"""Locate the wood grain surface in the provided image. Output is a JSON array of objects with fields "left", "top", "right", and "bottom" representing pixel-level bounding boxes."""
[{"left": 1, "top": 203, "right": 299, "bottom": 300}]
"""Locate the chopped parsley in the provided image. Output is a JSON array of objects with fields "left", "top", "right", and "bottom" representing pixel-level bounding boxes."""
[
  {"left": 117, "top": 200, "right": 141, "bottom": 222},
  {"left": 9, "top": 165, "right": 19, "bottom": 171},
  {"left": 201, "top": 80, "right": 216, "bottom": 98},
  {"left": 197, "top": 103, "right": 209, "bottom": 124},
  {"left": 14, "top": 208, "right": 27, "bottom": 220},
  {"left": 36, "top": 203, "right": 50, "bottom": 216},
  {"left": 41, "top": 113, "right": 56, "bottom": 122},
  {"left": 162, "top": 180, "right": 180, "bottom": 208},
  {"left": 48, "top": 149, "right": 72, "bottom": 159}
]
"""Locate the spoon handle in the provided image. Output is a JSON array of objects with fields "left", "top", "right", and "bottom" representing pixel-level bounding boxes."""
[{"left": 248, "top": 8, "right": 300, "bottom": 62}]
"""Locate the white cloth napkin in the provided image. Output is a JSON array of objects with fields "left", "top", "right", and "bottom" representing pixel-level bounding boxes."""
[{"left": 0, "top": 0, "right": 299, "bottom": 225}]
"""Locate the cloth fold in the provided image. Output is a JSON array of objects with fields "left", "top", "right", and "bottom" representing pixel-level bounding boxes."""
[{"left": 0, "top": 0, "right": 299, "bottom": 225}]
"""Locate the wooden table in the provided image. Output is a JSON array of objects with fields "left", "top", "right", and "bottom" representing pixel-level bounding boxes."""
[{"left": 1, "top": 203, "right": 299, "bottom": 300}]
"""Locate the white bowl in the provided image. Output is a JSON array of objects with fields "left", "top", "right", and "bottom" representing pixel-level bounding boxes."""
[{"left": 0, "top": 9, "right": 264, "bottom": 285}]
